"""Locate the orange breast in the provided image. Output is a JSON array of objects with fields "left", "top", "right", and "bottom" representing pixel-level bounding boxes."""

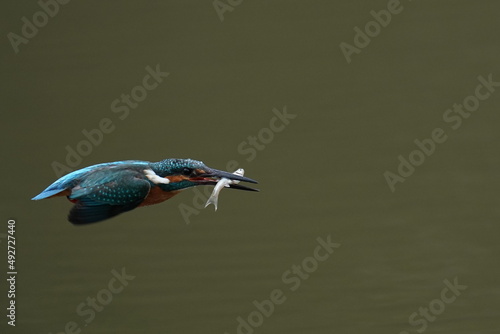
[{"left": 139, "top": 187, "right": 180, "bottom": 207}]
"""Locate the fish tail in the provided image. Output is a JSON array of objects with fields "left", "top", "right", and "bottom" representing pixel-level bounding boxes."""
[{"left": 204, "top": 194, "right": 218, "bottom": 211}]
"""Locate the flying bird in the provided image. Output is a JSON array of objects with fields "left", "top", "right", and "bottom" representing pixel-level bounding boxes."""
[{"left": 32, "top": 158, "right": 258, "bottom": 224}]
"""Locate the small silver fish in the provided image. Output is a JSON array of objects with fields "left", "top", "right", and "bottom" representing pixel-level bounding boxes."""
[{"left": 205, "top": 168, "right": 245, "bottom": 211}]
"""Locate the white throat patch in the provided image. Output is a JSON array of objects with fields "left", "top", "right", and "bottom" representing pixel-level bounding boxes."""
[{"left": 144, "top": 169, "right": 170, "bottom": 184}]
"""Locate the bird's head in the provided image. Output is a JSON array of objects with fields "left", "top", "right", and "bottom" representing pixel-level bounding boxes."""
[{"left": 151, "top": 159, "right": 258, "bottom": 192}]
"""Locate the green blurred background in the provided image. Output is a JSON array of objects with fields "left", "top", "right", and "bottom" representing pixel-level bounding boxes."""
[{"left": 1, "top": 1, "right": 500, "bottom": 333}]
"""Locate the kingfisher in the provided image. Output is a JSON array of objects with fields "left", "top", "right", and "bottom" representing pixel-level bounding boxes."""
[{"left": 32, "top": 158, "right": 258, "bottom": 224}]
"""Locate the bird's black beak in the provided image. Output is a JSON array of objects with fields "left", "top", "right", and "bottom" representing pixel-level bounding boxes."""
[
  {"left": 193, "top": 168, "right": 259, "bottom": 192},
  {"left": 205, "top": 169, "right": 258, "bottom": 184}
]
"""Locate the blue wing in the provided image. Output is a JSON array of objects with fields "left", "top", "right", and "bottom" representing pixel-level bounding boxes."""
[
  {"left": 32, "top": 160, "right": 150, "bottom": 200},
  {"left": 67, "top": 168, "right": 152, "bottom": 224}
]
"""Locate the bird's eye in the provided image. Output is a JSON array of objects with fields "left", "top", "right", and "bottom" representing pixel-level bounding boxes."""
[{"left": 181, "top": 168, "right": 194, "bottom": 176}]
